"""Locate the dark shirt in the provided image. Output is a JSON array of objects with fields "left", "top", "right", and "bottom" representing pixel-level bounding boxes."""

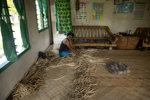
[{"left": 59, "top": 38, "right": 70, "bottom": 52}]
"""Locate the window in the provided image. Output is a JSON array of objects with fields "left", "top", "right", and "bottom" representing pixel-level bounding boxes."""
[
  {"left": 0, "top": 0, "right": 30, "bottom": 72},
  {"left": 35, "top": 0, "right": 48, "bottom": 31},
  {"left": 7, "top": 0, "right": 24, "bottom": 53},
  {"left": 0, "top": 30, "right": 7, "bottom": 66}
]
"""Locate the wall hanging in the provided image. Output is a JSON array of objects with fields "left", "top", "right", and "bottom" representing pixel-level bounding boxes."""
[
  {"left": 75, "top": 1, "right": 87, "bottom": 20},
  {"left": 117, "top": 1, "right": 134, "bottom": 13},
  {"left": 92, "top": 3, "right": 104, "bottom": 20},
  {"left": 134, "top": 2, "right": 145, "bottom": 20}
]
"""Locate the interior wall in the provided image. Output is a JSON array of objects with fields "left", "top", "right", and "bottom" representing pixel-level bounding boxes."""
[
  {"left": 49, "top": 0, "right": 66, "bottom": 51},
  {"left": 0, "top": 0, "right": 51, "bottom": 99},
  {"left": 47, "top": 0, "right": 54, "bottom": 44},
  {"left": 71, "top": 0, "right": 150, "bottom": 33},
  {"left": 50, "top": 0, "right": 57, "bottom": 38}
]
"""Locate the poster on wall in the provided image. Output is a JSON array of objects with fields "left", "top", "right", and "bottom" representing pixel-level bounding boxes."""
[
  {"left": 92, "top": 3, "right": 104, "bottom": 20},
  {"left": 114, "top": 0, "right": 124, "bottom": 5},
  {"left": 75, "top": 2, "right": 87, "bottom": 20},
  {"left": 114, "top": 0, "right": 130, "bottom": 5},
  {"left": 117, "top": 1, "right": 134, "bottom": 13},
  {"left": 134, "top": 3, "right": 145, "bottom": 20}
]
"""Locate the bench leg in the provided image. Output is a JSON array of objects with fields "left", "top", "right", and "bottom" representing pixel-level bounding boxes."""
[{"left": 109, "top": 47, "right": 112, "bottom": 50}]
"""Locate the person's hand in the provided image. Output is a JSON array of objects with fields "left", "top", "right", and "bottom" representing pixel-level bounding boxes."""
[{"left": 75, "top": 50, "right": 80, "bottom": 55}]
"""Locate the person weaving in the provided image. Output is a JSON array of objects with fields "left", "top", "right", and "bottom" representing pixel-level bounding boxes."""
[{"left": 59, "top": 32, "right": 79, "bottom": 57}]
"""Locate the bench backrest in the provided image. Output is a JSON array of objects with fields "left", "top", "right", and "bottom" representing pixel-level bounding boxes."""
[
  {"left": 73, "top": 26, "right": 114, "bottom": 40},
  {"left": 134, "top": 27, "right": 150, "bottom": 39}
]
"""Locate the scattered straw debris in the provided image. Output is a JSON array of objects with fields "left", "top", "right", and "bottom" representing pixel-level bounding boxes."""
[
  {"left": 7, "top": 51, "right": 58, "bottom": 100},
  {"left": 67, "top": 59, "right": 98, "bottom": 99},
  {"left": 8, "top": 49, "right": 108, "bottom": 100}
]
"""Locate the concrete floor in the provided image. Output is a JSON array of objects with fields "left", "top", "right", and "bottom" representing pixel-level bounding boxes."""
[
  {"left": 20, "top": 48, "right": 150, "bottom": 100},
  {"left": 20, "top": 33, "right": 150, "bottom": 100},
  {"left": 90, "top": 50, "right": 150, "bottom": 100}
]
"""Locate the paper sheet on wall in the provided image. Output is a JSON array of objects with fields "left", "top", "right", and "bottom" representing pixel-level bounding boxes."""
[
  {"left": 117, "top": 2, "right": 134, "bottom": 13},
  {"left": 92, "top": 3, "right": 104, "bottom": 20},
  {"left": 134, "top": 3, "right": 145, "bottom": 20},
  {"left": 75, "top": 2, "right": 87, "bottom": 20}
]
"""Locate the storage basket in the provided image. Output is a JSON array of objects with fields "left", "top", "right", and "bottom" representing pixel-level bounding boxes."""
[{"left": 117, "top": 36, "right": 139, "bottom": 49}]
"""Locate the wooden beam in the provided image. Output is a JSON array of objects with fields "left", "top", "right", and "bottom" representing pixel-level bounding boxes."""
[{"left": 73, "top": 43, "right": 117, "bottom": 47}]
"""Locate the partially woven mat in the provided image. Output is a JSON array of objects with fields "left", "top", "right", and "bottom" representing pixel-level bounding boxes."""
[
  {"left": 8, "top": 49, "right": 150, "bottom": 100},
  {"left": 7, "top": 51, "right": 59, "bottom": 100},
  {"left": 67, "top": 59, "right": 98, "bottom": 99}
]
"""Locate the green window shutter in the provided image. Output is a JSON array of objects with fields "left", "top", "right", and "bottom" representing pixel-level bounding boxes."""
[
  {"left": 13, "top": 0, "right": 30, "bottom": 48},
  {"left": 0, "top": 0, "right": 18, "bottom": 62},
  {"left": 0, "top": 1, "right": 2, "bottom": 15},
  {"left": 0, "top": 20, "right": 18, "bottom": 62},
  {"left": 12, "top": 0, "right": 23, "bottom": 15}
]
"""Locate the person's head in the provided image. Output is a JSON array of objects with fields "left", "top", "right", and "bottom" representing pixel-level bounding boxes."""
[{"left": 67, "top": 32, "right": 74, "bottom": 40}]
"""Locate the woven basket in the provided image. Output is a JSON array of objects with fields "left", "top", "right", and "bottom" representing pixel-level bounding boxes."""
[{"left": 117, "top": 36, "right": 139, "bottom": 49}]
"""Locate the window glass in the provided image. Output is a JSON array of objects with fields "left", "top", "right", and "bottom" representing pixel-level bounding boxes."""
[
  {"left": 35, "top": 0, "right": 48, "bottom": 31},
  {"left": 0, "top": 0, "right": 30, "bottom": 71},
  {"left": 35, "top": 0, "right": 42, "bottom": 30},
  {"left": 0, "top": 28, "right": 7, "bottom": 66},
  {"left": 0, "top": 7, "right": 7, "bottom": 66},
  {"left": 7, "top": 0, "right": 24, "bottom": 53}
]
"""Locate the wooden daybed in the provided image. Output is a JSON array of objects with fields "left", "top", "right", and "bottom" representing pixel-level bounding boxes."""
[{"left": 73, "top": 26, "right": 117, "bottom": 47}]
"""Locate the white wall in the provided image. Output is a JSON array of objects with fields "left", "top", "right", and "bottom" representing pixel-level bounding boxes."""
[
  {"left": 71, "top": 0, "right": 150, "bottom": 33},
  {"left": 50, "top": 0, "right": 57, "bottom": 36},
  {"left": 0, "top": 0, "right": 51, "bottom": 100}
]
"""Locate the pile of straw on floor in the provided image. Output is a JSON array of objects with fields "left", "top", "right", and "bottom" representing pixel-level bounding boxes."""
[
  {"left": 8, "top": 51, "right": 58, "bottom": 100},
  {"left": 66, "top": 52, "right": 98, "bottom": 99},
  {"left": 8, "top": 49, "right": 107, "bottom": 100}
]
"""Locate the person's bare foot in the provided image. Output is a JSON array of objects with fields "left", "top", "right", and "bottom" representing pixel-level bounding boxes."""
[{"left": 66, "top": 55, "right": 72, "bottom": 57}]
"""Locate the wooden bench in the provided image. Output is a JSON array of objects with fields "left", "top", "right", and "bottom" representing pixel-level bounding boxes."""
[
  {"left": 134, "top": 27, "right": 150, "bottom": 47},
  {"left": 72, "top": 26, "right": 117, "bottom": 47}
]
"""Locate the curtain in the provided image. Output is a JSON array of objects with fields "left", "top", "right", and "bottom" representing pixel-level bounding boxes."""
[
  {"left": 13, "top": 0, "right": 30, "bottom": 48},
  {"left": 0, "top": 0, "right": 18, "bottom": 62},
  {"left": 56, "top": 0, "right": 73, "bottom": 35},
  {"left": 0, "top": 1, "right": 2, "bottom": 15}
]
